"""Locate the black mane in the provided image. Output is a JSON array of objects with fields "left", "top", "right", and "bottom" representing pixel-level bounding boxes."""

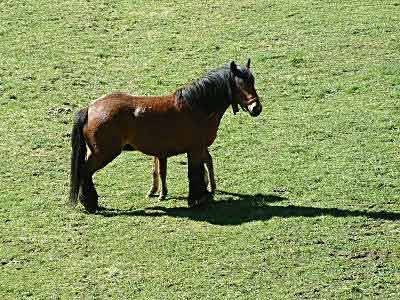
[{"left": 175, "top": 65, "right": 235, "bottom": 114}]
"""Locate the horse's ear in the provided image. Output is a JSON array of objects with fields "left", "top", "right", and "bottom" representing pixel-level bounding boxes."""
[
  {"left": 230, "top": 61, "right": 240, "bottom": 76},
  {"left": 246, "top": 58, "right": 251, "bottom": 69}
]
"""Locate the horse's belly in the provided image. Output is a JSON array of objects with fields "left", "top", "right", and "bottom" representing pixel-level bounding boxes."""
[
  {"left": 123, "top": 109, "right": 224, "bottom": 157},
  {"left": 127, "top": 120, "right": 208, "bottom": 157}
]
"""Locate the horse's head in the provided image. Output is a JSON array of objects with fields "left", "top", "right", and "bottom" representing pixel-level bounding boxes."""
[{"left": 230, "top": 59, "right": 262, "bottom": 117}]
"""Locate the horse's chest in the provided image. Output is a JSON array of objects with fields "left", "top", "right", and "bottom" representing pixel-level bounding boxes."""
[{"left": 204, "top": 112, "right": 222, "bottom": 145}]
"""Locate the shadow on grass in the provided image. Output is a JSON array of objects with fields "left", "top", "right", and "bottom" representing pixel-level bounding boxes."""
[{"left": 97, "top": 191, "right": 400, "bottom": 225}]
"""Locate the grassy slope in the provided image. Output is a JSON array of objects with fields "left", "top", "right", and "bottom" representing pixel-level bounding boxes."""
[{"left": 1, "top": 0, "right": 400, "bottom": 298}]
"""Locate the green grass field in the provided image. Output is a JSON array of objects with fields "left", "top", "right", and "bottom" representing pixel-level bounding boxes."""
[{"left": 1, "top": 0, "right": 400, "bottom": 298}]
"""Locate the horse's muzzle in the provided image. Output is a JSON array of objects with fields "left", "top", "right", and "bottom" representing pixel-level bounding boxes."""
[{"left": 248, "top": 101, "right": 262, "bottom": 117}]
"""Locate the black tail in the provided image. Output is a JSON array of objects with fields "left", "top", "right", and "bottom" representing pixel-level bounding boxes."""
[{"left": 69, "top": 108, "right": 88, "bottom": 207}]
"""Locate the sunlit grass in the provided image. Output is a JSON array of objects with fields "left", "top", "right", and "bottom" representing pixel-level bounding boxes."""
[{"left": 1, "top": 0, "right": 400, "bottom": 298}]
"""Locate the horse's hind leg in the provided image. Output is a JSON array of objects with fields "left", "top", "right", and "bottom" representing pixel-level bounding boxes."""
[
  {"left": 147, "top": 157, "right": 159, "bottom": 197},
  {"left": 204, "top": 149, "right": 216, "bottom": 193},
  {"left": 147, "top": 157, "right": 168, "bottom": 200},
  {"left": 80, "top": 150, "right": 120, "bottom": 213},
  {"left": 158, "top": 157, "right": 168, "bottom": 200}
]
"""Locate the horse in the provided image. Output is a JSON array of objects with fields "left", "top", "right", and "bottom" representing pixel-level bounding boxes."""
[
  {"left": 69, "top": 59, "right": 262, "bottom": 213},
  {"left": 147, "top": 149, "right": 216, "bottom": 200}
]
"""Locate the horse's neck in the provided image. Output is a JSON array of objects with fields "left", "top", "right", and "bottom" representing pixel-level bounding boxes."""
[
  {"left": 208, "top": 103, "right": 230, "bottom": 130},
  {"left": 207, "top": 105, "right": 228, "bottom": 121}
]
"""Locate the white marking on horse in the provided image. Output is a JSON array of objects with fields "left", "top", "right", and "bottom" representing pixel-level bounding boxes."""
[
  {"left": 248, "top": 102, "right": 258, "bottom": 112},
  {"left": 134, "top": 107, "right": 146, "bottom": 117}
]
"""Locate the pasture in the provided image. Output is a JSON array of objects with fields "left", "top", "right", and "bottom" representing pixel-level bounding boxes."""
[{"left": 1, "top": 0, "right": 400, "bottom": 298}]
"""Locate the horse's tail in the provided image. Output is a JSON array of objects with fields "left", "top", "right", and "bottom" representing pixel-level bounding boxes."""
[{"left": 69, "top": 107, "right": 88, "bottom": 207}]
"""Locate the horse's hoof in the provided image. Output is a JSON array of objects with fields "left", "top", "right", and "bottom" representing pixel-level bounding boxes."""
[
  {"left": 147, "top": 190, "right": 158, "bottom": 198},
  {"left": 79, "top": 193, "right": 98, "bottom": 213},
  {"left": 82, "top": 203, "right": 98, "bottom": 214},
  {"left": 188, "top": 192, "right": 213, "bottom": 208},
  {"left": 188, "top": 198, "right": 196, "bottom": 208},
  {"left": 159, "top": 194, "right": 167, "bottom": 201},
  {"left": 198, "top": 192, "right": 212, "bottom": 205}
]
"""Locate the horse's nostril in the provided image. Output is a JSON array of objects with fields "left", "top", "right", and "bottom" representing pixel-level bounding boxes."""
[{"left": 250, "top": 104, "right": 262, "bottom": 117}]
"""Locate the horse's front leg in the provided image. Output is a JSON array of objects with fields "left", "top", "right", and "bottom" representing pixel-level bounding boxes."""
[
  {"left": 187, "top": 150, "right": 212, "bottom": 208},
  {"left": 147, "top": 157, "right": 159, "bottom": 197}
]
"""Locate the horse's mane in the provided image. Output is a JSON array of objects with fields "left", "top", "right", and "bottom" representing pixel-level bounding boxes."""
[{"left": 175, "top": 65, "right": 234, "bottom": 114}]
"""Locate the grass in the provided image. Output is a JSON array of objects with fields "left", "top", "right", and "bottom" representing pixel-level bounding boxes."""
[{"left": 1, "top": 0, "right": 400, "bottom": 298}]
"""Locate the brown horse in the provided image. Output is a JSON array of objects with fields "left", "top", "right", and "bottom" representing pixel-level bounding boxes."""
[{"left": 69, "top": 59, "right": 262, "bottom": 213}]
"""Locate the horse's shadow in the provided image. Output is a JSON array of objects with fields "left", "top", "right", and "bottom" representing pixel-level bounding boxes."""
[{"left": 97, "top": 191, "right": 400, "bottom": 225}]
